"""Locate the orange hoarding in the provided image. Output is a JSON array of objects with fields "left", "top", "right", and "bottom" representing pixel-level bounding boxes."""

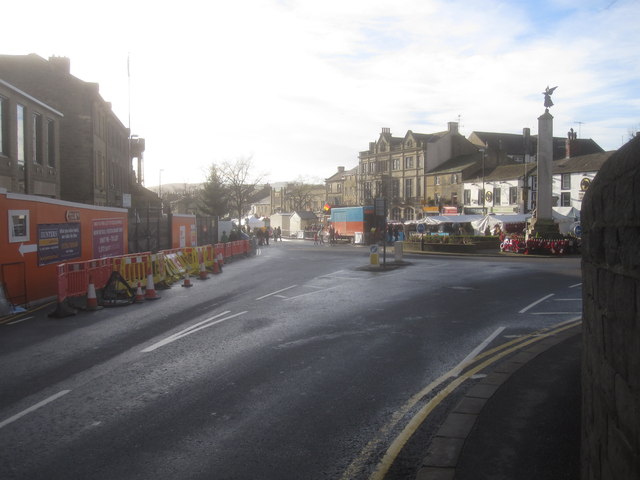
[{"left": 0, "top": 189, "right": 128, "bottom": 305}]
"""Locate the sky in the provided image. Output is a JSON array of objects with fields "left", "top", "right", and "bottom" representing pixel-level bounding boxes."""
[{"left": 4, "top": 0, "right": 640, "bottom": 187}]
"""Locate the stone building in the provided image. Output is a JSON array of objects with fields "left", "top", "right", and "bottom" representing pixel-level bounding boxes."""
[
  {"left": 358, "top": 123, "right": 477, "bottom": 221},
  {"left": 0, "top": 78, "right": 62, "bottom": 197},
  {"left": 325, "top": 165, "right": 358, "bottom": 207},
  {"left": 0, "top": 54, "right": 136, "bottom": 208}
]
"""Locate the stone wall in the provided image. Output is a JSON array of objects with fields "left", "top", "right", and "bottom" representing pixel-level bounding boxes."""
[{"left": 581, "top": 136, "right": 640, "bottom": 479}]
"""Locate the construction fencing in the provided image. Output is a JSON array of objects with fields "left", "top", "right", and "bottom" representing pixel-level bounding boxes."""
[{"left": 50, "top": 240, "right": 251, "bottom": 317}]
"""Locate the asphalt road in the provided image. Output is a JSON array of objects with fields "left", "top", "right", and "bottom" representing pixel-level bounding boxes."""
[{"left": 0, "top": 241, "right": 582, "bottom": 479}]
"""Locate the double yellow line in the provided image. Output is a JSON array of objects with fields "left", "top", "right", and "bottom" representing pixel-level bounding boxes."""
[
  {"left": 341, "top": 318, "right": 582, "bottom": 480},
  {"left": 0, "top": 301, "right": 55, "bottom": 325}
]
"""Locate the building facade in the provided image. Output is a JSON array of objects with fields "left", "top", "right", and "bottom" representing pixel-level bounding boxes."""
[
  {"left": 325, "top": 166, "right": 358, "bottom": 207},
  {"left": 358, "top": 123, "right": 478, "bottom": 221},
  {"left": 0, "top": 54, "right": 135, "bottom": 208},
  {"left": 0, "top": 78, "right": 62, "bottom": 198},
  {"left": 552, "top": 150, "right": 614, "bottom": 210}
]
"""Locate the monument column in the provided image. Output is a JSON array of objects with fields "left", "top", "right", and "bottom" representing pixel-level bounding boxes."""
[
  {"left": 536, "top": 109, "right": 553, "bottom": 220},
  {"left": 529, "top": 86, "right": 559, "bottom": 236}
]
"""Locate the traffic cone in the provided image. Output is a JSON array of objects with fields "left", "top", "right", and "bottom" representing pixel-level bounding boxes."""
[
  {"left": 134, "top": 281, "right": 145, "bottom": 303},
  {"left": 212, "top": 258, "right": 220, "bottom": 274},
  {"left": 86, "top": 275, "right": 102, "bottom": 311},
  {"left": 145, "top": 270, "right": 160, "bottom": 300},
  {"left": 198, "top": 260, "right": 209, "bottom": 280},
  {"left": 182, "top": 271, "right": 193, "bottom": 288}
]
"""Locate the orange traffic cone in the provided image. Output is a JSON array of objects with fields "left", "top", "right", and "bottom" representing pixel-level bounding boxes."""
[
  {"left": 182, "top": 271, "right": 193, "bottom": 288},
  {"left": 145, "top": 270, "right": 160, "bottom": 300},
  {"left": 134, "top": 281, "right": 145, "bottom": 303},
  {"left": 198, "top": 260, "right": 209, "bottom": 280},
  {"left": 212, "top": 259, "right": 220, "bottom": 274},
  {"left": 86, "top": 275, "right": 102, "bottom": 311}
]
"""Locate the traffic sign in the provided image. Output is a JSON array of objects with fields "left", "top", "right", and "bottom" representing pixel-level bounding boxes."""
[{"left": 417, "top": 223, "right": 425, "bottom": 234}]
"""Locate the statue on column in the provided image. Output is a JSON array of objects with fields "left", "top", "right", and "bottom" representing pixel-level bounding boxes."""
[{"left": 543, "top": 86, "right": 557, "bottom": 109}]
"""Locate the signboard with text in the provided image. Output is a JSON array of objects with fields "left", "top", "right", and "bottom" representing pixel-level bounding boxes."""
[
  {"left": 92, "top": 218, "right": 125, "bottom": 258},
  {"left": 37, "top": 223, "right": 81, "bottom": 266}
]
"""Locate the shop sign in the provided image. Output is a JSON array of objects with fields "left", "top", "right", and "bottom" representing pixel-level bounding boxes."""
[
  {"left": 65, "top": 210, "right": 81, "bottom": 222},
  {"left": 38, "top": 223, "right": 81, "bottom": 266}
]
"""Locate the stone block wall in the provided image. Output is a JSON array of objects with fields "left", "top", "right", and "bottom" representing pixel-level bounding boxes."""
[{"left": 581, "top": 136, "right": 640, "bottom": 479}]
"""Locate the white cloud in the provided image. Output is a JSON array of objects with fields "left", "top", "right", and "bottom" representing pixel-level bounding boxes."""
[{"left": 3, "top": 0, "right": 639, "bottom": 185}]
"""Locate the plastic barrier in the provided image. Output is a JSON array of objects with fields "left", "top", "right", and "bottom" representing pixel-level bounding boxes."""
[{"left": 112, "top": 253, "right": 152, "bottom": 288}]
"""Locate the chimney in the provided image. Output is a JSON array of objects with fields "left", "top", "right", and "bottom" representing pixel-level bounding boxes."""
[
  {"left": 338, "top": 166, "right": 345, "bottom": 173},
  {"left": 369, "top": 142, "right": 375, "bottom": 152},
  {"left": 382, "top": 127, "right": 391, "bottom": 134},
  {"left": 565, "top": 128, "right": 578, "bottom": 158},
  {"left": 448, "top": 122, "right": 459, "bottom": 134},
  {"left": 49, "top": 56, "right": 70, "bottom": 75}
]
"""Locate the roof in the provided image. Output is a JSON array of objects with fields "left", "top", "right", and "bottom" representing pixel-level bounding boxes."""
[
  {"left": 483, "top": 163, "right": 537, "bottom": 182},
  {"left": 292, "top": 210, "right": 318, "bottom": 220},
  {"left": 553, "top": 150, "right": 616, "bottom": 174},
  {"left": 325, "top": 166, "right": 358, "bottom": 182},
  {"left": 469, "top": 131, "right": 604, "bottom": 160},
  {"left": 427, "top": 153, "right": 480, "bottom": 174}
]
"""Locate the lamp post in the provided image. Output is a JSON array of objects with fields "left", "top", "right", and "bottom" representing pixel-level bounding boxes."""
[
  {"left": 159, "top": 169, "right": 164, "bottom": 209},
  {"left": 479, "top": 148, "right": 486, "bottom": 214}
]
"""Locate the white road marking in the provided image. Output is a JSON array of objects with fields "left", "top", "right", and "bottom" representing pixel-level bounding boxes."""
[
  {"left": 7, "top": 316, "right": 34, "bottom": 325},
  {"left": 453, "top": 327, "right": 505, "bottom": 376},
  {"left": 519, "top": 293, "right": 555, "bottom": 313},
  {"left": 569, "top": 283, "right": 582, "bottom": 288},
  {"left": 0, "top": 390, "right": 71, "bottom": 430},
  {"left": 530, "top": 312, "right": 581, "bottom": 315},
  {"left": 554, "top": 298, "right": 581, "bottom": 301},
  {"left": 255, "top": 285, "right": 297, "bottom": 301},
  {"left": 141, "top": 311, "right": 247, "bottom": 352}
]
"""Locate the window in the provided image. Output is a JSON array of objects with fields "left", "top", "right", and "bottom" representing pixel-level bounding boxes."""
[
  {"left": 0, "top": 96, "right": 8, "bottom": 155},
  {"left": 405, "top": 156, "right": 413, "bottom": 168},
  {"left": 391, "top": 207, "right": 401, "bottom": 221},
  {"left": 561, "top": 192, "right": 571, "bottom": 206},
  {"left": 32, "top": 113, "right": 43, "bottom": 164},
  {"left": 404, "top": 207, "right": 414, "bottom": 220},
  {"left": 392, "top": 179, "right": 400, "bottom": 198},
  {"left": 392, "top": 158, "right": 400, "bottom": 170},
  {"left": 451, "top": 173, "right": 458, "bottom": 184},
  {"left": 509, "top": 186, "right": 518, "bottom": 204},
  {"left": 415, "top": 177, "right": 421, "bottom": 197},
  {"left": 478, "top": 189, "right": 485, "bottom": 205},
  {"left": 17, "top": 104, "right": 26, "bottom": 166},
  {"left": 417, "top": 155, "right": 422, "bottom": 168},
  {"left": 435, "top": 175, "right": 440, "bottom": 185},
  {"left": 435, "top": 193, "right": 441, "bottom": 205},
  {"left": 8, "top": 210, "right": 30, "bottom": 243},
  {"left": 493, "top": 187, "right": 501, "bottom": 205},
  {"left": 561, "top": 173, "right": 571, "bottom": 190},
  {"left": 464, "top": 189, "right": 471, "bottom": 205},
  {"left": 364, "top": 182, "right": 372, "bottom": 200},
  {"left": 337, "top": 183, "right": 343, "bottom": 192},
  {"left": 405, "top": 178, "right": 412, "bottom": 199},
  {"left": 47, "top": 119, "right": 55, "bottom": 167},
  {"left": 451, "top": 192, "right": 458, "bottom": 205}
]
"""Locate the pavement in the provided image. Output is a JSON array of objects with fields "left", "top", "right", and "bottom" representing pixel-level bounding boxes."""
[{"left": 415, "top": 323, "right": 582, "bottom": 480}]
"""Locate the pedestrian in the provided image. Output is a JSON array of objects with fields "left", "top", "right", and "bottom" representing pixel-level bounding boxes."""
[
  {"left": 221, "top": 230, "right": 228, "bottom": 243},
  {"left": 314, "top": 230, "right": 319, "bottom": 245},
  {"left": 265, "top": 227, "right": 270, "bottom": 246}
]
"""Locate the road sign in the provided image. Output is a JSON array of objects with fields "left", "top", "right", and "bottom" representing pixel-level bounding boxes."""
[
  {"left": 417, "top": 223, "right": 425, "bottom": 234},
  {"left": 370, "top": 245, "right": 378, "bottom": 254}
]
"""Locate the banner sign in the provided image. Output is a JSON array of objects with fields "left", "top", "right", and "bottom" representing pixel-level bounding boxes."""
[
  {"left": 92, "top": 218, "right": 125, "bottom": 258},
  {"left": 38, "top": 223, "right": 81, "bottom": 266}
]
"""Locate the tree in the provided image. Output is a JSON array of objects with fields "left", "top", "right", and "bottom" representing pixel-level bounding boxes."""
[
  {"left": 284, "top": 180, "right": 319, "bottom": 212},
  {"left": 200, "top": 164, "right": 229, "bottom": 218},
  {"left": 217, "top": 157, "right": 264, "bottom": 221}
]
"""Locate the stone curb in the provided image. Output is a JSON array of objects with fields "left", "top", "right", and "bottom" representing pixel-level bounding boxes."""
[{"left": 415, "top": 325, "right": 582, "bottom": 480}]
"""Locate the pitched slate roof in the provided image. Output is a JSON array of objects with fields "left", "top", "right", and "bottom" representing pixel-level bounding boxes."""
[
  {"left": 553, "top": 151, "right": 616, "bottom": 174},
  {"left": 427, "top": 153, "right": 481, "bottom": 175},
  {"left": 483, "top": 163, "right": 537, "bottom": 182}
]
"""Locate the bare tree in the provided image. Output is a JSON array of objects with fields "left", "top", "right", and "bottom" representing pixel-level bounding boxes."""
[
  {"left": 218, "top": 156, "right": 264, "bottom": 221},
  {"left": 285, "top": 180, "right": 318, "bottom": 212}
]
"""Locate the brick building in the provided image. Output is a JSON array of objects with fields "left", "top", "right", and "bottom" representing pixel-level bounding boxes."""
[{"left": 0, "top": 54, "right": 135, "bottom": 208}]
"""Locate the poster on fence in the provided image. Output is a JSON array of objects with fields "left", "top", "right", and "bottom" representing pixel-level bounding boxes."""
[
  {"left": 92, "top": 218, "right": 125, "bottom": 258},
  {"left": 38, "top": 223, "right": 82, "bottom": 266}
]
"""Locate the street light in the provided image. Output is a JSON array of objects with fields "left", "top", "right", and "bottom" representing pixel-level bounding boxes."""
[
  {"left": 479, "top": 148, "right": 486, "bottom": 214},
  {"left": 159, "top": 169, "right": 164, "bottom": 208}
]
